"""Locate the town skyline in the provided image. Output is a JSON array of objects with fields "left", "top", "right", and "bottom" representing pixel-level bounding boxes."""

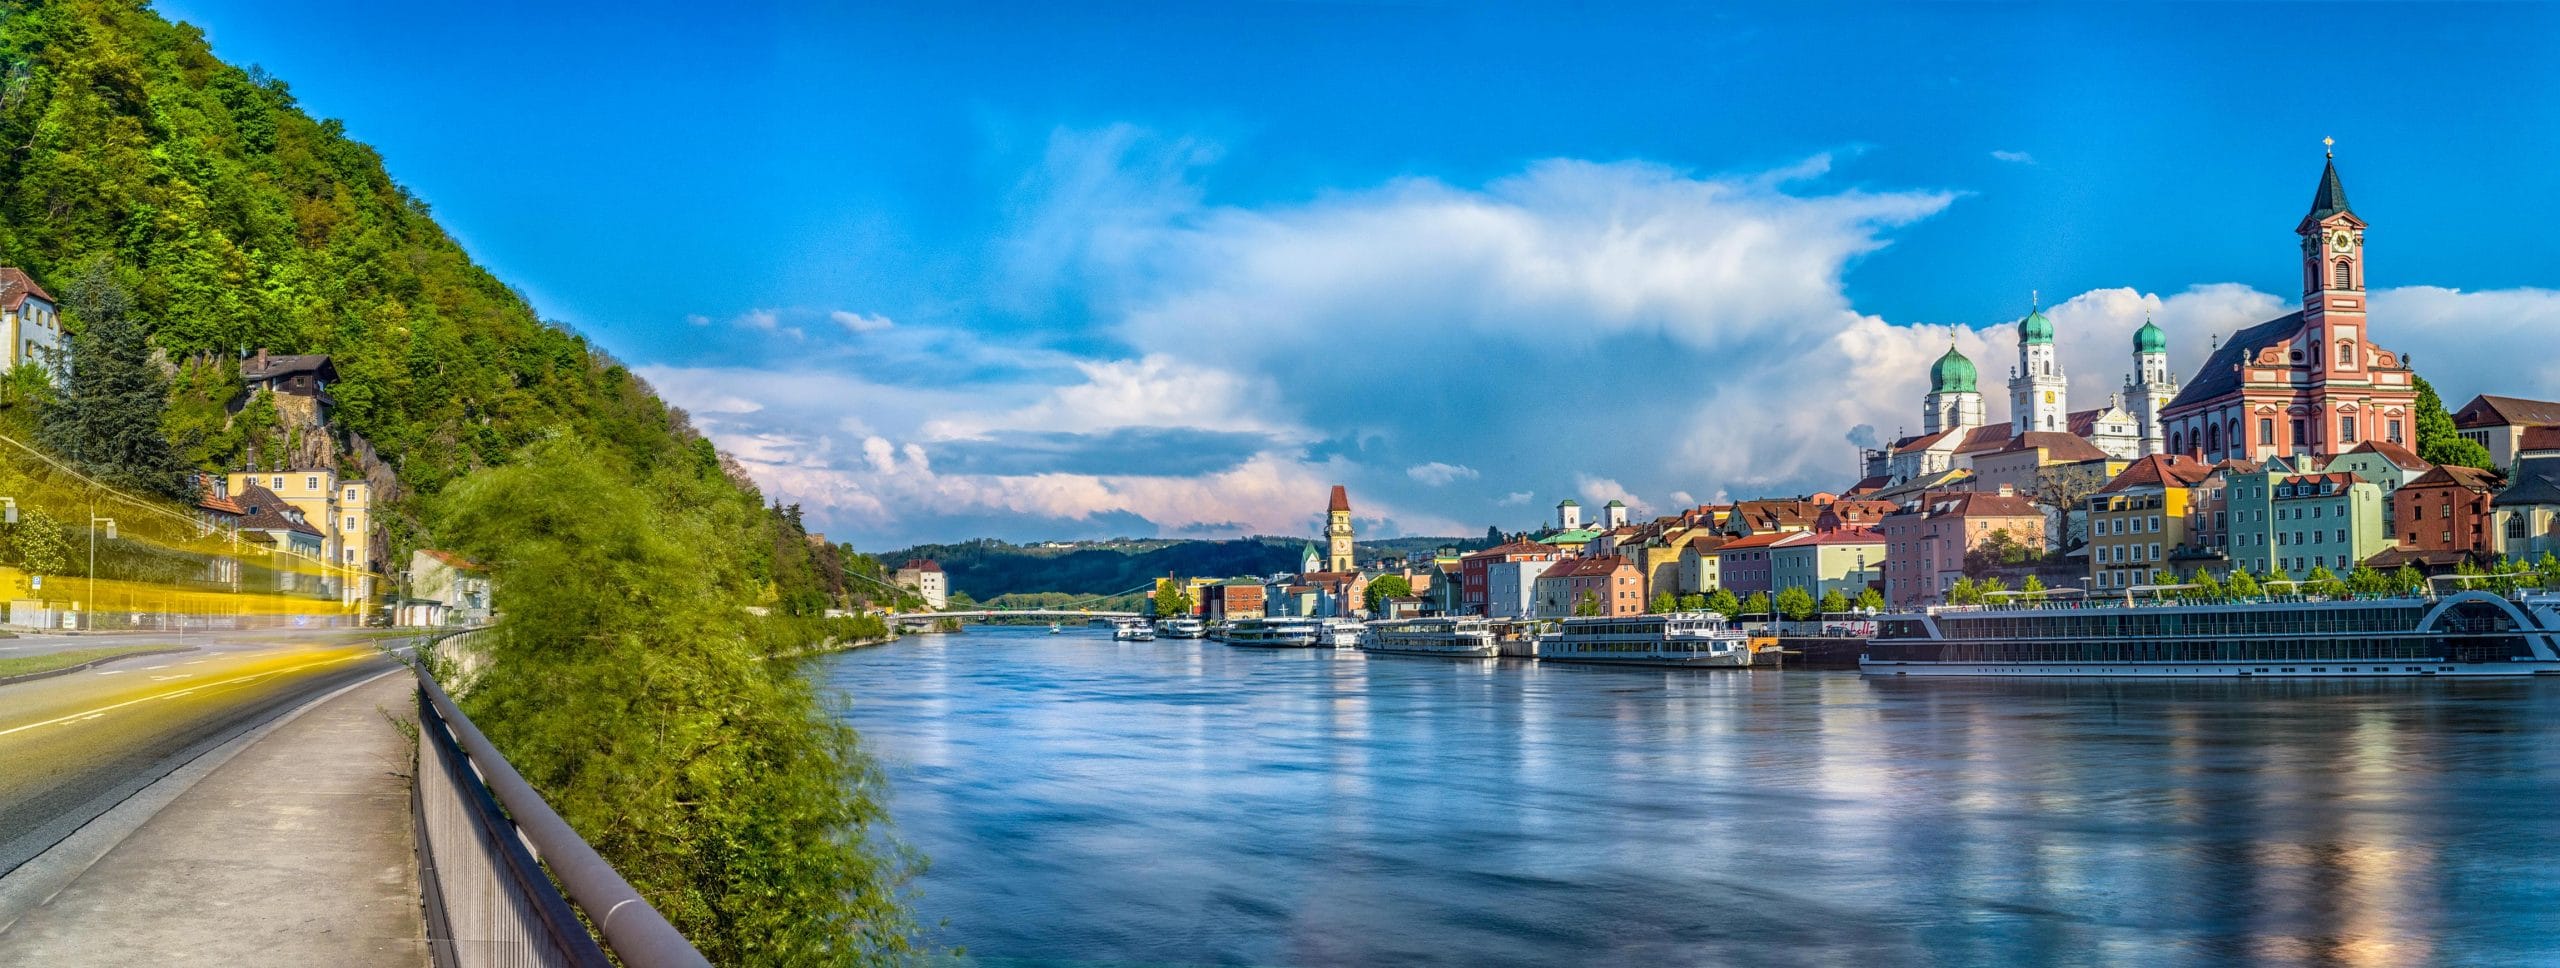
[{"left": 158, "top": 1, "right": 2560, "bottom": 548}]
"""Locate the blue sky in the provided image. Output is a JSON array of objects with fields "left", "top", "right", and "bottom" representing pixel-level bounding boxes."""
[{"left": 163, "top": 1, "right": 2560, "bottom": 549}]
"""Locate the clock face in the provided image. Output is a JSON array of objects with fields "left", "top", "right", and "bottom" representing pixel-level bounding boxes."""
[{"left": 2330, "top": 230, "right": 2355, "bottom": 254}]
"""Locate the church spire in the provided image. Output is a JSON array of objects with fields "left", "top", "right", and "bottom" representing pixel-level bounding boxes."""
[{"left": 2306, "top": 138, "right": 2353, "bottom": 223}]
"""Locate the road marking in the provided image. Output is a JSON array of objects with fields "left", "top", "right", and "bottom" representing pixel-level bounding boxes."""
[
  {"left": 96, "top": 669, "right": 127, "bottom": 675},
  {"left": 0, "top": 651, "right": 372, "bottom": 739},
  {"left": 145, "top": 665, "right": 168, "bottom": 670},
  {"left": 149, "top": 674, "right": 193, "bottom": 682}
]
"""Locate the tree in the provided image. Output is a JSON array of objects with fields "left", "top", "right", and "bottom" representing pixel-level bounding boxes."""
[
  {"left": 2347, "top": 565, "right": 2390, "bottom": 596},
  {"left": 2188, "top": 567, "right": 2223, "bottom": 601},
  {"left": 2453, "top": 557, "right": 2484, "bottom": 591},
  {"left": 1573, "top": 591, "right": 1602, "bottom": 617},
  {"left": 1776, "top": 586, "right": 1816, "bottom": 621},
  {"left": 1740, "top": 591, "right": 1771, "bottom": 618},
  {"left": 1980, "top": 576, "right": 2010, "bottom": 598},
  {"left": 2305, "top": 564, "right": 2346, "bottom": 598},
  {"left": 2022, "top": 574, "right": 2047, "bottom": 596},
  {"left": 1363, "top": 575, "right": 1413, "bottom": 613},
  {"left": 2030, "top": 463, "right": 2114, "bottom": 551},
  {"left": 1818, "top": 588, "right": 1850, "bottom": 615},
  {"left": 1483, "top": 525, "right": 1504, "bottom": 547},
  {"left": 42, "top": 266, "right": 191, "bottom": 500},
  {"left": 1965, "top": 528, "right": 2041, "bottom": 577},
  {"left": 1855, "top": 587, "right": 1885, "bottom": 612},
  {"left": 2413, "top": 375, "right": 2496, "bottom": 471},
  {"left": 2542, "top": 552, "right": 2560, "bottom": 591},
  {"left": 4, "top": 507, "right": 72, "bottom": 587},
  {"left": 1948, "top": 577, "right": 1981, "bottom": 606},
  {"left": 2232, "top": 565, "right": 2273, "bottom": 596},
  {"left": 2227, "top": 566, "right": 2262, "bottom": 599},
  {"left": 2391, "top": 563, "right": 2427, "bottom": 595},
  {"left": 1648, "top": 591, "right": 1677, "bottom": 614},
  {"left": 1678, "top": 593, "right": 1707, "bottom": 611},
  {"left": 1153, "top": 579, "right": 1194, "bottom": 617},
  {"left": 1706, "top": 588, "right": 1740, "bottom": 617}
]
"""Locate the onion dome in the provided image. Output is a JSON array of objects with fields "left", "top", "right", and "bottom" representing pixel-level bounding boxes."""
[
  {"left": 1929, "top": 344, "right": 1978, "bottom": 394},
  {"left": 2133, "top": 318, "right": 2167, "bottom": 354},
  {"left": 2019, "top": 309, "right": 2055, "bottom": 345}
]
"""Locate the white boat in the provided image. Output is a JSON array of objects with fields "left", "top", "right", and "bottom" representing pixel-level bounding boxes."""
[
  {"left": 1157, "top": 618, "right": 1206, "bottom": 639},
  {"left": 1360, "top": 617, "right": 1498, "bottom": 658},
  {"left": 1536, "top": 612, "right": 1754, "bottom": 667},
  {"left": 1222, "top": 616, "right": 1325, "bottom": 648},
  {"left": 1111, "top": 620, "right": 1156, "bottom": 642},
  {"left": 1865, "top": 589, "right": 2560, "bottom": 678},
  {"left": 1321, "top": 618, "right": 1365, "bottom": 649},
  {"left": 1048, "top": 623, "right": 1062, "bottom": 635}
]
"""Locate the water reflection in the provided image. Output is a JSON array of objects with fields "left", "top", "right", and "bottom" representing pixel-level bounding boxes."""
[{"left": 816, "top": 628, "right": 2560, "bottom": 967}]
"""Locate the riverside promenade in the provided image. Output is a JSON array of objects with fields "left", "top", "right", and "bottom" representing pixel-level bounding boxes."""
[{"left": 0, "top": 670, "right": 428, "bottom": 966}]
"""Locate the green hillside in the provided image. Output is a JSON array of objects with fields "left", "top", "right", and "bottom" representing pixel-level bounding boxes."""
[
  {"left": 891, "top": 534, "right": 1480, "bottom": 599},
  {"left": 0, "top": 2, "right": 916, "bottom": 961}
]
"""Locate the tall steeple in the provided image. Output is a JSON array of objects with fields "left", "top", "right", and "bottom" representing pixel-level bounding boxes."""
[
  {"left": 2008, "top": 293, "right": 2068, "bottom": 437},
  {"left": 2297, "top": 138, "right": 2369, "bottom": 408},
  {"left": 2125, "top": 315, "right": 2177, "bottom": 455},
  {"left": 1324, "top": 485, "right": 1355, "bottom": 573},
  {"left": 1923, "top": 338, "right": 1983, "bottom": 436}
]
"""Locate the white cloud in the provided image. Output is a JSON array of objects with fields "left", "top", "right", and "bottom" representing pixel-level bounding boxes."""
[
  {"left": 830, "top": 310, "right": 895, "bottom": 333},
  {"left": 1576, "top": 475, "right": 1649, "bottom": 517},
  {"left": 1991, "top": 150, "right": 2036, "bottom": 164},
  {"left": 1496, "top": 491, "right": 1533, "bottom": 506},
  {"left": 1406, "top": 462, "right": 1480, "bottom": 486}
]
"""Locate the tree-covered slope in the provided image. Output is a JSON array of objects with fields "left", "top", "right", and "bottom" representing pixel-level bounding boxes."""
[{"left": 0, "top": 0, "right": 676, "bottom": 498}]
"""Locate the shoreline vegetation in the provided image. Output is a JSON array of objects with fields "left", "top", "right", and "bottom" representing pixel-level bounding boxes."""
[{"left": 0, "top": 2, "right": 928, "bottom": 962}]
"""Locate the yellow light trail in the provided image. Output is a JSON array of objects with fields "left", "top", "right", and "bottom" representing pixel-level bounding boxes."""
[{"left": 0, "top": 645, "right": 383, "bottom": 738}]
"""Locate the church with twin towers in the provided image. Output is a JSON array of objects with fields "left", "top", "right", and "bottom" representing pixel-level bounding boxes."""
[{"left": 1864, "top": 148, "right": 2414, "bottom": 489}]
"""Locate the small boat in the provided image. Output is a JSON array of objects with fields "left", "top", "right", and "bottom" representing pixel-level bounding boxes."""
[
  {"left": 1320, "top": 618, "right": 1365, "bottom": 649},
  {"left": 1157, "top": 617, "right": 1206, "bottom": 639},
  {"left": 1360, "top": 617, "right": 1498, "bottom": 658},
  {"left": 1222, "top": 616, "right": 1325, "bottom": 648},
  {"left": 1536, "top": 612, "right": 1754, "bottom": 668},
  {"left": 1048, "top": 623, "right": 1062, "bottom": 635},
  {"left": 1111, "top": 620, "right": 1156, "bottom": 642}
]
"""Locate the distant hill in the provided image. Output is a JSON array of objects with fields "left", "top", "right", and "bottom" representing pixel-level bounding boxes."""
[{"left": 886, "top": 535, "right": 1480, "bottom": 599}]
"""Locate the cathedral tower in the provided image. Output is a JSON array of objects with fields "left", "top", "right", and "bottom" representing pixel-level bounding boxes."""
[
  {"left": 2299, "top": 141, "right": 2368, "bottom": 399},
  {"left": 2125, "top": 317, "right": 2178, "bottom": 455},
  {"left": 2009, "top": 302, "right": 2068, "bottom": 436},
  {"left": 1923, "top": 342, "right": 1984, "bottom": 436},
  {"left": 1325, "top": 485, "right": 1355, "bottom": 573}
]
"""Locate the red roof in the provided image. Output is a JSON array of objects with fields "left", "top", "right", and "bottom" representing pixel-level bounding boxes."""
[
  {"left": 2452, "top": 394, "right": 2560, "bottom": 430},
  {"left": 1995, "top": 431, "right": 2113, "bottom": 462},
  {"left": 2099, "top": 454, "right": 2214, "bottom": 494},
  {"left": 1462, "top": 539, "right": 1561, "bottom": 562},
  {"left": 1327, "top": 485, "right": 1350, "bottom": 513},
  {"left": 899, "top": 558, "right": 943, "bottom": 572},
  {"left": 197, "top": 494, "right": 247, "bottom": 516},
  {"left": 2343, "top": 438, "right": 2429, "bottom": 472},
  {"left": 0, "top": 267, "right": 53, "bottom": 311},
  {"left": 2519, "top": 426, "right": 2560, "bottom": 454},
  {"left": 1796, "top": 526, "right": 1885, "bottom": 546},
  {"left": 1891, "top": 491, "right": 2042, "bottom": 520},
  {"left": 1713, "top": 531, "right": 1800, "bottom": 552},
  {"left": 2405, "top": 464, "right": 2503, "bottom": 493},
  {"left": 1537, "top": 555, "right": 1633, "bottom": 580}
]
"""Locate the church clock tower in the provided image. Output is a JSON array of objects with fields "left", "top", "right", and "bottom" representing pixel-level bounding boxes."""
[
  {"left": 2008, "top": 301, "right": 2068, "bottom": 437},
  {"left": 2299, "top": 140, "right": 2367, "bottom": 391},
  {"left": 1324, "top": 485, "right": 1356, "bottom": 573}
]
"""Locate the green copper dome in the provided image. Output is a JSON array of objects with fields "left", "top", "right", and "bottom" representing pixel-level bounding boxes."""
[
  {"left": 2132, "top": 318, "right": 2167, "bottom": 354},
  {"left": 1929, "top": 345, "right": 1978, "bottom": 394},
  {"left": 2019, "top": 309, "right": 2055, "bottom": 345}
]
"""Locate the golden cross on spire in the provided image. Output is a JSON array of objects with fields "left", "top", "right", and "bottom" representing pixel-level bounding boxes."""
[{"left": 2323, "top": 136, "right": 2335, "bottom": 158}]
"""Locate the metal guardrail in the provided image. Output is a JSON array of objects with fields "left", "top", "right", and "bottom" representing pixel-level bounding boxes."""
[{"left": 413, "top": 630, "right": 711, "bottom": 968}]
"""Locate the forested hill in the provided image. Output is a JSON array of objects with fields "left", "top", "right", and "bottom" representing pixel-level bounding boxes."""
[
  {"left": 0, "top": 1, "right": 688, "bottom": 507},
  {"left": 890, "top": 536, "right": 1478, "bottom": 600}
]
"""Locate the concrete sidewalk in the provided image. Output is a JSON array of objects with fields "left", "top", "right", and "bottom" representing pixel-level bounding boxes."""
[{"left": 0, "top": 672, "right": 428, "bottom": 966}]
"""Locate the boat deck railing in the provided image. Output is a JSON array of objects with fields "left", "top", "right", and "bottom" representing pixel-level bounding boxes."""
[{"left": 1928, "top": 577, "right": 2555, "bottom": 616}]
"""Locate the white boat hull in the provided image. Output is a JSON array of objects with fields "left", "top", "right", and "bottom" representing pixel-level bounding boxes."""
[{"left": 1862, "top": 659, "right": 2560, "bottom": 678}]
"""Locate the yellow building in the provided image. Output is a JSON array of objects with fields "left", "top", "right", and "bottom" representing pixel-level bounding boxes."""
[
  {"left": 227, "top": 469, "right": 374, "bottom": 603},
  {"left": 2086, "top": 455, "right": 2213, "bottom": 594}
]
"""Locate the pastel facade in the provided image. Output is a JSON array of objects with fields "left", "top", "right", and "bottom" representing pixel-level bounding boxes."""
[
  {"left": 1766, "top": 528, "right": 1884, "bottom": 600},
  {"left": 2492, "top": 454, "right": 2560, "bottom": 560},
  {"left": 2451, "top": 395, "right": 2560, "bottom": 471},
  {"left": 1879, "top": 491, "right": 2044, "bottom": 606},
  {"left": 0, "top": 268, "right": 63, "bottom": 373},
  {"left": 2224, "top": 462, "right": 2390, "bottom": 578},
  {"left": 1459, "top": 540, "right": 1564, "bottom": 617},
  {"left": 1532, "top": 555, "right": 1643, "bottom": 618},
  {"left": 894, "top": 558, "right": 949, "bottom": 609},
  {"left": 2087, "top": 455, "right": 2212, "bottom": 593},
  {"left": 2374, "top": 464, "right": 2503, "bottom": 571}
]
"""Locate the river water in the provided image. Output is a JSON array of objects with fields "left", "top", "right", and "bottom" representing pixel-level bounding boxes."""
[{"left": 813, "top": 626, "right": 2560, "bottom": 967}]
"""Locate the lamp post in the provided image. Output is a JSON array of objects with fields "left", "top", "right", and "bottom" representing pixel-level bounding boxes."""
[{"left": 88, "top": 511, "right": 115, "bottom": 631}]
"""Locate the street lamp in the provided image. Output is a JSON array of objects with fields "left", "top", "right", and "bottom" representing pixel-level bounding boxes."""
[{"left": 88, "top": 512, "right": 115, "bottom": 631}]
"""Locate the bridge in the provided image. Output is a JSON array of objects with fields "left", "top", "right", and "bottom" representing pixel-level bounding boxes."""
[{"left": 889, "top": 609, "right": 1146, "bottom": 626}]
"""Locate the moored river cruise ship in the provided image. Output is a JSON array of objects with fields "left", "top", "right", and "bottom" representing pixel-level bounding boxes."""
[
  {"left": 1864, "top": 590, "right": 2560, "bottom": 677},
  {"left": 1359, "top": 617, "right": 1499, "bottom": 658},
  {"left": 1535, "top": 613, "right": 1754, "bottom": 667},
  {"left": 1223, "top": 616, "right": 1326, "bottom": 648},
  {"left": 1156, "top": 617, "right": 1206, "bottom": 639}
]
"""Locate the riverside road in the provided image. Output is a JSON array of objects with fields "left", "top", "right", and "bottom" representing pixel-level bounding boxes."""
[{"left": 0, "top": 629, "right": 409, "bottom": 878}]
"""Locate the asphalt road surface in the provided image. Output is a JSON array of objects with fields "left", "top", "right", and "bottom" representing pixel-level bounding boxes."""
[{"left": 0, "top": 629, "right": 417, "bottom": 877}]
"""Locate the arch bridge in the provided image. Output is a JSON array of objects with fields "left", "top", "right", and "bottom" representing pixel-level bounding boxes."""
[{"left": 889, "top": 609, "right": 1145, "bottom": 627}]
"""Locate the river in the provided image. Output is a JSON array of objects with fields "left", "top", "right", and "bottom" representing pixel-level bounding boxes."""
[{"left": 813, "top": 626, "right": 2560, "bottom": 967}]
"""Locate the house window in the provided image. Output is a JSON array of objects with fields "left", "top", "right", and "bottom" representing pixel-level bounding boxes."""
[
  {"left": 2340, "top": 416, "right": 2357, "bottom": 443},
  {"left": 271, "top": 475, "right": 284, "bottom": 489},
  {"left": 345, "top": 487, "right": 357, "bottom": 501},
  {"left": 2260, "top": 418, "right": 2275, "bottom": 445}
]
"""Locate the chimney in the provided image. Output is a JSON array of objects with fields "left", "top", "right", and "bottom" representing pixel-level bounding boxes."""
[{"left": 255, "top": 348, "right": 268, "bottom": 367}]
